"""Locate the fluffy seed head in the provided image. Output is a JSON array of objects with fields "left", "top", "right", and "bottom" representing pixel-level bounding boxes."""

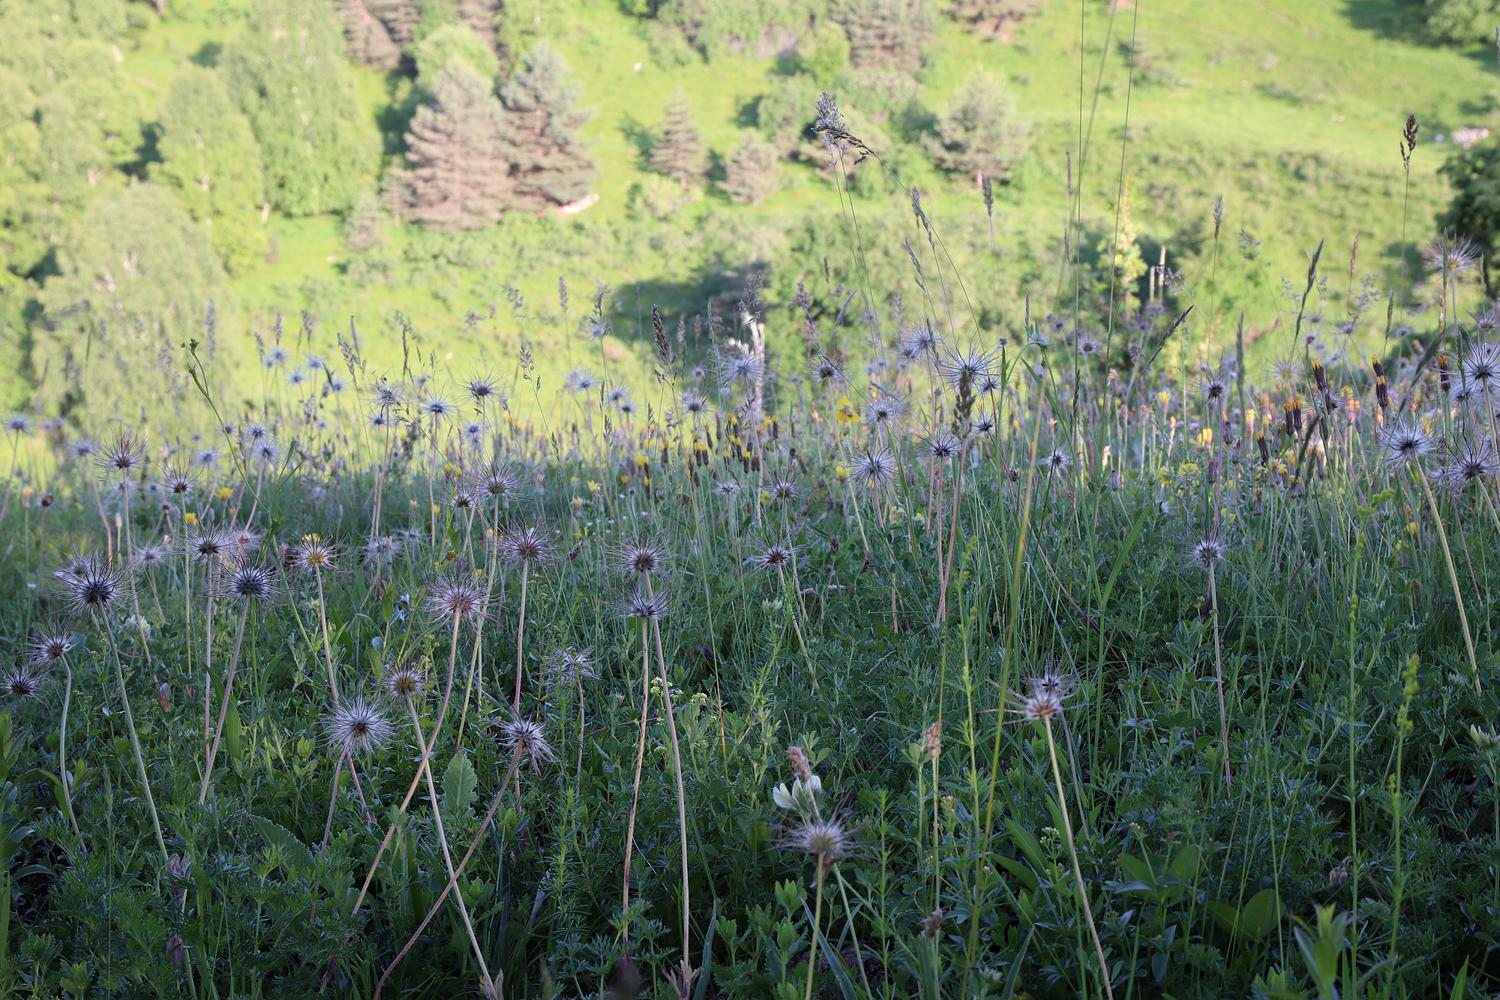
[{"left": 326, "top": 699, "right": 392, "bottom": 757}]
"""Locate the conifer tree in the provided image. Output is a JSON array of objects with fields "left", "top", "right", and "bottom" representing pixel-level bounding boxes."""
[
  {"left": 719, "top": 131, "right": 781, "bottom": 205},
  {"left": 344, "top": 190, "right": 389, "bottom": 253},
  {"left": 496, "top": 44, "right": 595, "bottom": 210},
  {"left": 649, "top": 95, "right": 707, "bottom": 189},
  {"left": 387, "top": 60, "right": 512, "bottom": 230},
  {"left": 945, "top": 0, "right": 1040, "bottom": 37},
  {"left": 837, "top": 0, "right": 932, "bottom": 73},
  {"left": 336, "top": 0, "right": 403, "bottom": 68},
  {"left": 925, "top": 72, "right": 1026, "bottom": 183}
]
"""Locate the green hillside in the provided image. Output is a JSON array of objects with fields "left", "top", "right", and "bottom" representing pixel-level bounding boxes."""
[{"left": 4, "top": 0, "right": 1497, "bottom": 419}]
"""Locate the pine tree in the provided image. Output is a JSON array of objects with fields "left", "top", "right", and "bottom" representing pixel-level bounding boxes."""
[
  {"left": 387, "top": 60, "right": 512, "bottom": 230},
  {"left": 719, "top": 131, "right": 781, "bottom": 205},
  {"left": 945, "top": 0, "right": 1040, "bottom": 37},
  {"left": 925, "top": 72, "right": 1026, "bottom": 183},
  {"left": 344, "top": 190, "right": 389, "bottom": 253},
  {"left": 649, "top": 95, "right": 707, "bottom": 189},
  {"left": 336, "top": 0, "right": 403, "bottom": 68},
  {"left": 369, "top": 0, "right": 422, "bottom": 46},
  {"left": 223, "top": 0, "right": 379, "bottom": 215},
  {"left": 837, "top": 0, "right": 932, "bottom": 73},
  {"left": 151, "top": 66, "right": 268, "bottom": 274},
  {"left": 496, "top": 44, "right": 595, "bottom": 210}
]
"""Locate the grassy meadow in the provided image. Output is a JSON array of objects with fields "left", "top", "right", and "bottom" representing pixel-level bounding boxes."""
[{"left": 6, "top": 0, "right": 1500, "bottom": 998}]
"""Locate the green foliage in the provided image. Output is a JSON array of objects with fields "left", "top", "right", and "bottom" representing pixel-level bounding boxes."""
[
  {"left": 658, "top": 0, "right": 824, "bottom": 60},
  {"left": 387, "top": 60, "right": 512, "bottom": 230},
  {"left": 223, "top": 0, "right": 379, "bottom": 215},
  {"left": 0, "top": 17, "right": 140, "bottom": 279},
  {"left": 923, "top": 70, "right": 1026, "bottom": 182},
  {"left": 791, "top": 20, "right": 851, "bottom": 82},
  {"left": 835, "top": 0, "right": 934, "bottom": 73},
  {"left": 1439, "top": 141, "right": 1500, "bottom": 261},
  {"left": 496, "top": 43, "right": 596, "bottom": 209},
  {"left": 413, "top": 23, "right": 500, "bottom": 85},
  {"left": 1423, "top": 0, "right": 1500, "bottom": 45},
  {"left": 720, "top": 131, "right": 783, "bottom": 204},
  {"left": 151, "top": 66, "right": 269, "bottom": 274},
  {"left": 944, "top": 0, "right": 1041, "bottom": 36},
  {"left": 36, "top": 183, "right": 225, "bottom": 412},
  {"left": 649, "top": 95, "right": 707, "bottom": 186}
]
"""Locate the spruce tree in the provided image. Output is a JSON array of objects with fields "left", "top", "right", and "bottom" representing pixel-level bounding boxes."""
[
  {"left": 151, "top": 66, "right": 269, "bottom": 274},
  {"left": 496, "top": 44, "right": 595, "bottom": 210},
  {"left": 457, "top": 0, "right": 502, "bottom": 54},
  {"left": 223, "top": 0, "right": 379, "bottom": 215},
  {"left": 719, "top": 131, "right": 781, "bottom": 205},
  {"left": 945, "top": 0, "right": 1040, "bottom": 37},
  {"left": 387, "top": 60, "right": 512, "bottom": 230},
  {"left": 836, "top": 0, "right": 932, "bottom": 73},
  {"left": 925, "top": 72, "right": 1026, "bottom": 183},
  {"left": 649, "top": 95, "right": 707, "bottom": 189},
  {"left": 336, "top": 0, "right": 403, "bottom": 68},
  {"left": 344, "top": 191, "right": 389, "bottom": 253}
]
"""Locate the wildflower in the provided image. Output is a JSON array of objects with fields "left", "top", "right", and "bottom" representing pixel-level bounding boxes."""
[
  {"left": 850, "top": 446, "right": 897, "bottom": 486},
  {"left": 618, "top": 539, "right": 668, "bottom": 578},
  {"left": 1424, "top": 233, "right": 1479, "bottom": 276},
  {"left": 3, "top": 664, "right": 45, "bottom": 699},
  {"left": 464, "top": 376, "right": 501, "bottom": 405},
  {"left": 29, "top": 631, "right": 74, "bottom": 665},
  {"left": 326, "top": 699, "right": 392, "bottom": 757},
  {"left": 100, "top": 434, "right": 145, "bottom": 476},
  {"left": 1043, "top": 448, "right": 1071, "bottom": 473},
  {"left": 134, "top": 543, "right": 170, "bottom": 571},
  {"left": 220, "top": 563, "right": 278, "bottom": 603},
  {"left": 862, "top": 394, "right": 907, "bottom": 427},
  {"left": 716, "top": 348, "right": 767, "bottom": 390},
  {"left": 766, "top": 475, "right": 802, "bottom": 503},
  {"left": 784, "top": 817, "right": 852, "bottom": 864},
  {"left": 617, "top": 585, "right": 671, "bottom": 621},
  {"left": 428, "top": 576, "right": 488, "bottom": 621},
  {"left": 475, "top": 464, "right": 524, "bottom": 502},
  {"left": 62, "top": 560, "right": 124, "bottom": 615},
  {"left": 497, "top": 717, "right": 557, "bottom": 771},
  {"left": 1460, "top": 341, "right": 1500, "bottom": 395},
  {"left": 1438, "top": 439, "right": 1499, "bottom": 491},
  {"left": 924, "top": 432, "right": 962, "bottom": 462},
  {"left": 1379, "top": 421, "right": 1433, "bottom": 469},
  {"left": 159, "top": 465, "right": 196, "bottom": 498},
  {"left": 809, "top": 355, "right": 846, "bottom": 389},
  {"left": 937, "top": 346, "right": 994, "bottom": 389},
  {"left": 1011, "top": 682, "right": 1065, "bottom": 722},
  {"left": 500, "top": 525, "right": 552, "bottom": 566},
  {"left": 564, "top": 368, "right": 599, "bottom": 394},
  {"left": 680, "top": 390, "right": 710, "bottom": 416},
  {"left": 547, "top": 647, "right": 598, "bottom": 682},
  {"left": 420, "top": 396, "right": 454, "bottom": 419},
  {"left": 382, "top": 662, "right": 428, "bottom": 701},
  {"left": 189, "top": 527, "right": 231, "bottom": 564},
  {"left": 292, "top": 537, "right": 337, "bottom": 572},
  {"left": 752, "top": 542, "right": 797, "bottom": 572},
  {"left": 1188, "top": 534, "right": 1229, "bottom": 570}
]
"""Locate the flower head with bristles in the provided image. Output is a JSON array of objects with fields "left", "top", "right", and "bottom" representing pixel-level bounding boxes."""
[
  {"left": 382, "top": 662, "right": 428, "bottom": 702},
  {"left": 937, "top": 345, "right": 994, "bottom": 390},
  {"left": 3, "top": 664, "right": 45, "bottom": 700},
  {"left": 220, "top": 563, "right": 278, "bottom": 603},
  {"left": 752, "top": 541, "right": 798, "bottom": 573},
  {"left": 475, "top": 464, "right": 525, "bottom": 502},
  {"left": 496, "top": 717, "right": 557, "bottom": 772},
  {"left": 617, "top": 539, "right": 668, "bottom": 578},
  {"left": 500, "top": 525, "right": 552, "bottom": 566},
  {"left": 100, "top": 433, "right": 145, "bottom": 476},
  {"left": 547, "top": 647, "right": 597, "bottom": 683},
  {"left": 62, "top": 560, "right": 124, "bottom": 616},
  {"left": 427, "top": 575, "right": 488, "bottom": 622},
  {"left": 189, "top": 526, "right": 231, "bottom": 565},
  {"left": 850, "top": 446, "right": 897, "bottom": 487},
  {"left": 1379, "top": 421, "right": 1433, "bottom": 470},
  {"left": 783, "top": 817, "right": 853, "bottom": 866},
  {"left": 1188, "top": 534, "right": 1230, "bottom": 571},
  {"left": 326, "top": 699, "right": 392, "bottom": 757},
  {"left": 617, "top": 585, "right": 671, "bottom": 622},
  {"left": 159, "top": 465, "right": 196, "bottom": 499},
  {"left": 292, "top": 537, "right": 337, "bottom": 573},
  {"left": 29, "top": 630, "right": 74, "bottom": 666},
  {"left": 1437, "top": 438, "right": 1500, "bottom": 491}
]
